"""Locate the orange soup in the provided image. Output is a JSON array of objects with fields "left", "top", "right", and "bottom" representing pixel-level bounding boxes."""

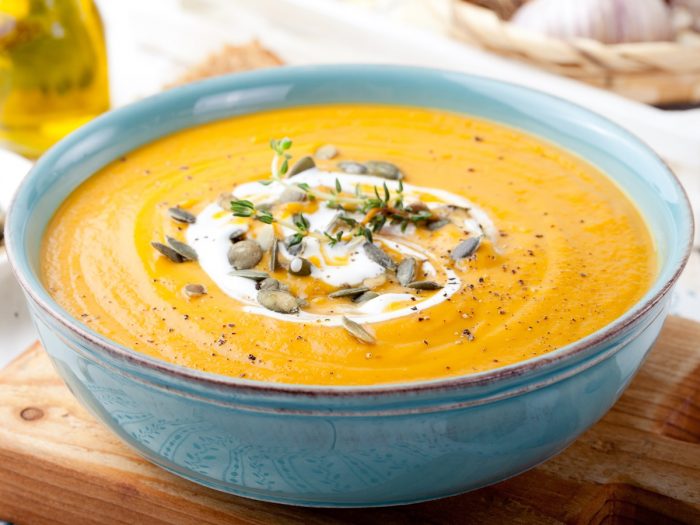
[{"left": 41, "top": 104, "right": 656, "bottom": 385}]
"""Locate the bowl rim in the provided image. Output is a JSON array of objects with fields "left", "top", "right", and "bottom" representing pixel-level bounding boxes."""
[{"left": 6, "top": 64, "right": 695, "bottom": 397}]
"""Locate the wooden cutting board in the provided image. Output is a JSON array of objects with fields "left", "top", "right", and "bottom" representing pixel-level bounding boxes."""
[{"left": 0, "top": 315, "right": 699, "bottom": 524}]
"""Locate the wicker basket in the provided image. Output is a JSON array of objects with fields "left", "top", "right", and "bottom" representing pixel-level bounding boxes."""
[{"left": 450, "top": 0, "right": 700, "bottom": 105}]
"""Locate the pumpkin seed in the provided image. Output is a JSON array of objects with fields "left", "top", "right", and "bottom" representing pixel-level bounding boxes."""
[
  {"left": 229, "top": 229, "right": 246, "bottom": 243},
  {"left": 285, "top": 235, "right": 304, "bottom": 256},
  {"left": 406, "top": 280, "right": 442, "bottom": 291},
  {"left": 324, "top": 212, "right": 344, "bottom": 235},
  {"left": 341, "top": 316, "right": 375, "bottom": 344},
  {"left": 427, "top": 218, "right": 450, "bottom": 231},
  {"left": 406, "top": 202, "right": 429, "bottom": 213},
  {"left": 256, "top": 224, "right": 275, "bottom": 251},
  {"left": 151, "top": 242, "right": 185, "bottom": 263},
  {"left": 287, "top": 155, "right": 315, "bottom": 177},
  {"left": 257, "top": 290, "right": 299, "bottom": 314},
  {"left": 259, "top": 277, "right": 281, "bottom": 291},
  {"left": 397, "top": 257, "right": 416, "bottom": 287},
  {"left": 451, "top": 236, "right": 482, "bottom": 260},
  {"left": 0, "top": 206, "right": 5, "bottom": 247},
  {"left": 183, "top": 284, "right": 207, "bottom": 297},
  {"left": 289, "top": 257, "right": 312, "bottom": 276},
  {"left": 315, "top": 144, "right": 338, "bottom": 160},
  {"left": 279, "top": 186, "right": 307, "bottom": 203},
  {"left": 363, "top": 241, "right": 397, "bottom": 271},
  {"left": 353, "top": 291, "right": 379, "bottom": 303},
  {"left": 446, "top": 204, "right": 471, "bottom": 213},
  {"left": 166, "top": 236, "right": 198, "bottom": 261},
  {"left": 329, "top": 286, "right": 369, "bottom": 299},
  {"left": 365, "top": 161, "right": 403, "bottom": 180},
  {"left": 229, "top": 269, "right": 270, "bottom": 281},
  {"left": 269, "top": 239, "right": 279, "bottom": 272},
  {"left": 228, "top": 239, "right": 263, "bottom": 269},
  {"left": 338, "top": 161, "right": 367, "bottom": 174},
  {"left": 168, "top": 206, "right": 196, "bottom": 224},
  {"left": 217, "top": 193, "right": 233, "bottom": 210}
]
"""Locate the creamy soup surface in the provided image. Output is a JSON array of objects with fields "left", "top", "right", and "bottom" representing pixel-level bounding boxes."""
[{"left": 41, "top": 104, "right": 656, "bottom": 385}]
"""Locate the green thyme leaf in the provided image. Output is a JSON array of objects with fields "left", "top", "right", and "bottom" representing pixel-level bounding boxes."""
[
  {"left": 288, "top": 233, "right": 304, "bottom": 246},
  {"left": 339, "top": 215, "right": 357, "bottom": 227}
]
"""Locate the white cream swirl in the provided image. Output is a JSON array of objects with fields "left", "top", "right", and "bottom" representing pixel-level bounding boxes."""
[{"left": 186, "top": 169, "right": 495, "bottom": 325}]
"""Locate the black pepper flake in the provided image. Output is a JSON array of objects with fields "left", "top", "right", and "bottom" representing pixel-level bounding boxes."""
[
  {"left": 462, "top": 329, "right": 475, "bottom": 341},
  {"left": 248, "top": 354, "right": 256, "bottom": 362}
]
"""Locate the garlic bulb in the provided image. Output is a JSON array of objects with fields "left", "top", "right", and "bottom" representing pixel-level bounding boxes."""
[
  {"left": 673, "top": 0, "right": 700, "bottom": 16},
  {"left": 467, "top": 0, "right": 526, "bottom": 20},
  {"left": 672, "top": 0, "right": 700, "bottom": 31},
  {"left": 511, "top": 0, "right": 675, "bottom": 44}
]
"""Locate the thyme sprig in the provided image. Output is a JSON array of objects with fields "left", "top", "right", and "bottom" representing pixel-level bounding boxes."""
[
  {"left": 231, "top": 138, "right": 437, "bottom": 248},
  {"left": 231, "top": 200, "right": 321, "bottom": 246}
]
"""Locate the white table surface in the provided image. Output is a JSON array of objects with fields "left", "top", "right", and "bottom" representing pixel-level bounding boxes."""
[{"left": 1, "top": 0, "right": 699, "bottom": 371}]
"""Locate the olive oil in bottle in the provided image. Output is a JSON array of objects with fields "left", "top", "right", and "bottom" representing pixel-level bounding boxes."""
[{"left": 0, "top": 0, "right": 109, "bottom": 158}]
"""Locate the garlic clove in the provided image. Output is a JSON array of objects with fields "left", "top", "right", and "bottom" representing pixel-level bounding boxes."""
[{"left": 511, "top": 0, "right": 675, "bottom": 44}]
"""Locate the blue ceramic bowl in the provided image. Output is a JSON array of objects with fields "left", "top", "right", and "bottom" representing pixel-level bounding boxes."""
[{"left": 6, "top": 66, "right": 693, "bottom": 507}]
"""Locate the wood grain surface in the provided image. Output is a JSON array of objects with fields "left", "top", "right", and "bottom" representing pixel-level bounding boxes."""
[{"left": 0, "top": 316, "right": 699, "bottom": 524}]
